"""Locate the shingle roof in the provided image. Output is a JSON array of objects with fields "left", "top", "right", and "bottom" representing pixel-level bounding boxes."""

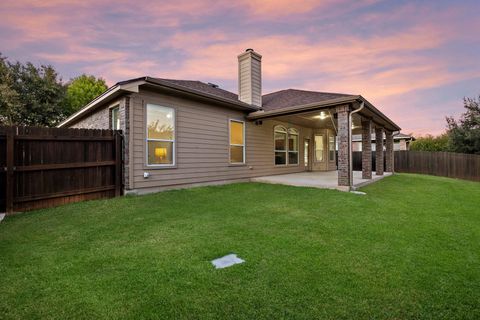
[
  {"left": 261, "top": 89, "right": 355, "bottom": 111},
  {"left": 153, "top": 78, "right": 239, "bottom": 103},
  {"left": 154, "top": 81, "right": 355, "bottom": 111}
]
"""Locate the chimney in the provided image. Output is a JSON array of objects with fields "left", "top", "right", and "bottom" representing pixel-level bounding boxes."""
[{"left": 238, "top": 48, "right": 262, "bottom": 108}]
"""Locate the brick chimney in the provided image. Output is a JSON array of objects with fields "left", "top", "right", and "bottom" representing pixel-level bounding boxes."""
[{"left": 238, "top": 49, "right": 262, "bottom": 108}]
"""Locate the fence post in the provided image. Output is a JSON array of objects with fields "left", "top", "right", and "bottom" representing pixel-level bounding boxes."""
[
  {"left": 114, "top": 131, "right": 123, "bottom": 197},
  {"left": 5, "top": 126, "right": 15, "bottom": 214}
]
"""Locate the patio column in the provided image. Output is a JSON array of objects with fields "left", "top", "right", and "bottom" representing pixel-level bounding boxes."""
[
  {"left": 385, "top": 130, "right": 394, "bottom": 172},
  {"left": 337, "top": 105, "right": 351, "bottom": 187},
  {"left": 375, "top": 127, "right": 384, "bottom": 175},
  {"left": 361, "top": 119, "right": 372, "bottom": 179}
]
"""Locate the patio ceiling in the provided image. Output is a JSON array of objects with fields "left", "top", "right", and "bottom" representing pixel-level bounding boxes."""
[
  {"left": 261, "top": 109, "right": 370, "bottom": 135},
  {"left": 247, "top": 96, "right": 401, "bottom": 132}
]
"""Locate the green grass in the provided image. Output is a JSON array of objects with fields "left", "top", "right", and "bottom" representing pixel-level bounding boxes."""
[{"left": 1, "top": 174, "right": 480, "bottom": 319}]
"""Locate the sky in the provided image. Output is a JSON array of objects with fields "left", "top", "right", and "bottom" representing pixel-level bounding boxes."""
[{"left": 1, "top": 0, "right": 479, "bottom": 135}]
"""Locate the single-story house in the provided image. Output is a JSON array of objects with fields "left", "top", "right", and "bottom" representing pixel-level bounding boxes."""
[
  {"left": 59, "top": 49, "right": 401, "bottom": 193},
  {"left": 352, "top": 132, "right": 415, "bottom": 151}
]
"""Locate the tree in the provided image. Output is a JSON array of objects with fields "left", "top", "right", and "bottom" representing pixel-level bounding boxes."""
[
  {"left": 0, "top": 55, "right": 20, "bottom": 124},
  {"left": 410, "top": 134, "right": 450, "bottom": 152},
  {"left": 0, "top": 53, "right": 67, "bottom": 126},
  {"left": 446, "top": 96, "right": 480, "bottom": 154},
  {"left": 65, "top": 74, "right": 107, "bottom": 115}
]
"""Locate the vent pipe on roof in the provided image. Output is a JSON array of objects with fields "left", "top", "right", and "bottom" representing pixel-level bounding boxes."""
[{"left": 238, "top": 49, "right": 262, "bottom": 108}]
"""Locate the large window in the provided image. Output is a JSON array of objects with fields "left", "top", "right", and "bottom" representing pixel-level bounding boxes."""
[
  {"left": 111, "top": 106, "right": 120, "bottom": 130},
  {"left": 288, "top": 128, "right": 299, "bottom": 164},
  {"left": 146, "top": 104, "right": 175, "bottom": 166},
  {"left": 329, "top": 135, "right": 335, "bottom": 161},
  {"left": 275, "top": 126, "right": 299, "bottom": 166},
  {"left": 315, "top": 134, "right": 324, "bottom": 162},
  {"left": 230, "top": 120, "right": 245, "bottom": 164},
  {"left": 274, "top": 126, "right": 287, "bottom": 165}
]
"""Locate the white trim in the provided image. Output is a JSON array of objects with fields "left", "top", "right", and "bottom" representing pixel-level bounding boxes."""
[
  {"left": 145, "top": 104, "right": 176, "bottom": 167},
  {"left": 229, "top": 119, "right": 246, "bottom": 164},
  {"left": 274, "top": 125, "right": 299, "bottom": 166},
  {"left": 314, "top": 134, "right": 325, "bottom": 162},
  {"left": 109, "top": 104, "right": 120, "bottom": 130},
  {"left": 274, "top": 125, "right": 288, "bottom": 166}
]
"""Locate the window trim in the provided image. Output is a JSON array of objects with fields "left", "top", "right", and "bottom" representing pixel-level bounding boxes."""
[
  {"left": 287, "top": 128, "right": 299, "bottom": 166},
  {"left": 274, "top": 125, "right": 288, "bottom": 166},
  {"left": 109, "top": 104, "right": 120, "bottom": 130},
  {"left": 145, "top": 103, "right": 176, "bottom": 168},
  {"left": 229, "top": 119, "right": 246, "bottom": 165},
  {"left": 314, "top": 134, "right": 325, "bottom": 163},
  {"left": 328, "top": 133, "right": 335, "bottom": 162}
]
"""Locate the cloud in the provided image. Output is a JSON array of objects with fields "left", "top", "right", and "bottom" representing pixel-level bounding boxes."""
[{"left": 0, "top": 0, "right": 478, "bottom": 134}]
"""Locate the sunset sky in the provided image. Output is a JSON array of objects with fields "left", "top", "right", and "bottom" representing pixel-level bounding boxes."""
[{"left": 1, "top": 0, "right": 479, "bottom": 135}]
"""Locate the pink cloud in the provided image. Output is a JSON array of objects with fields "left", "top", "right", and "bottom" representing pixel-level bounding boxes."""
[{"left": 0, "top": 0, "right": 478, "bottom": 135}]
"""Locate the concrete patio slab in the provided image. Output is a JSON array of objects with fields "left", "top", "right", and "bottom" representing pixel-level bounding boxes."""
[{"left": 251, "top": 171, "right": 392, "bottom": 191}]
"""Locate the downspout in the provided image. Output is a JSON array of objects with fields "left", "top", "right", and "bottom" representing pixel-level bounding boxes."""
[{"left": 349, "top": 100, "right": 365, "bottom": 187}]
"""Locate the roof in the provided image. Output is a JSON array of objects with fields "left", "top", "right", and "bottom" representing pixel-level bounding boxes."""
[
  {"left": 150, "top": 78, "right": 239, "bottom": 102},
  {"left": 59, "top": 76, "right": 400, "bottom": 131},
  {"left": 352, "top": 133, "right": 414, "bottom": 142},
  {"left": 262, "top": 89, "right": 355, "bottom": 111}
]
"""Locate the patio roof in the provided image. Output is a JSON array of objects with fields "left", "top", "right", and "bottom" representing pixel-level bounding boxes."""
[{"left": 247, "top": 95, "right": 401, "bottom": 132}]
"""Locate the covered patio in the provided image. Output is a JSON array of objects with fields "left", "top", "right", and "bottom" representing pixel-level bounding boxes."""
[
  {"left": 251, "top": 171, "right": 392, "bottom": 191},
  {"left": 248, "top": 95, "right": 401, "bottom": 191}
]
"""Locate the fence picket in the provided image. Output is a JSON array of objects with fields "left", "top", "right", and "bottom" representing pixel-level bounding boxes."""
[{"left": 0, "top": 125, "right": 123, "bottom": 215}]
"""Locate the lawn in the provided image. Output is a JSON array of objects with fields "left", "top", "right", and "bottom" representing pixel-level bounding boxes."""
[{"left": 1, "top": 174, "right": 480, "bottom": 319}]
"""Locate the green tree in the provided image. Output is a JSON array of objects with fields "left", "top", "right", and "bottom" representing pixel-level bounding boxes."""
[
  {"left": 65, "top": 74, "right": 107, "bottom": 115},
  {"left": 0, "top": 55, "right": 20, "bottom": 124},
  {"left": 0, "top": 53, "right": 67, "bottom": 126},
  {"left": 446, "top": 96, "right": 480, "bottom": 154},
  {"left": 409, "top": 134, "right": 450, "bottom": 152}
]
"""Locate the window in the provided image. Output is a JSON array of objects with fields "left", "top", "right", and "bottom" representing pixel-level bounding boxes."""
[
  {"left": 274, "top": 125, "right": 287, "bottom": 165},
  {"left": 146, "top": 104, "right": 175, "bottom": 166},
  {"left": 329, "top": 135, "right": 335, "bottom": 161},
  {"left": 288, "top": 128, "right": 299, "bottom": 164},
  {"left": 315, "top": 134, "right": 324, "bottom": 162},
  {"left": 111, "top": 106, "right": 120, "bottom": 130},
  {"left": 230, "top": 120, "right": 245, "bottom": 164}
]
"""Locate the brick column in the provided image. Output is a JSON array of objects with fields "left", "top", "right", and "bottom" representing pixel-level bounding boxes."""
[
  {"left": 121, "top": 96, "right": 131, "bottom": 190},
  {"left": 375, "top": 127, "right": 384, "bottom": 175},
  {"left": 361, "top": 119, "right": 372, "bottom": 179},
  {"left": 385, "top": 130, "right": 394, "bottom": 172},
  {"left": 337, "top": 105, "right": 351, "bottom": 187}
]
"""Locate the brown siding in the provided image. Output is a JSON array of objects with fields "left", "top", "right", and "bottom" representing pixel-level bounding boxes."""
[{"left": 129, "top": 89, "right": 312, "bottom": 193}]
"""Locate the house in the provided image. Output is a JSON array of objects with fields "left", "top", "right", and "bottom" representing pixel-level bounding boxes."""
[
  {"left": 58, "top": 49, "right": 400, "bottom": 193},
  {"left": 351, "top": 132, "right": 415, "bottom": 151}
]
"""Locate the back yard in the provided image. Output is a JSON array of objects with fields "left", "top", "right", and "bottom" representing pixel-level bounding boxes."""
[{"left": 1, "top": 174, "right": 479, "bottom": 319}]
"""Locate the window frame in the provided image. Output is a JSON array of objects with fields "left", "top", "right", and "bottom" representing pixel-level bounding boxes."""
[
  {"left": 145, "top": 103, "right": 176, "bottom": 168},
  {"left": 328, "top": 133, "right": 335, "bottom": 162},
  {"left": 109, "top": 104, "right": 120, "bottom": 130},
  {"left": 274, "top": 125, "right": 288, "bottom": 166},
  {"left": 229, "top": 119, "right": 246, "bottom": 165},
  {"left": 314, "top": 134, "right": 325, "bottom": 162},
  {"left": 287, "top": 128, "right": 299, "bottom": 166}
]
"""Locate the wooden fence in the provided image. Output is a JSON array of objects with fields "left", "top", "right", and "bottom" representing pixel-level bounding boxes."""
[
  {"left": 394, "top": 150, "right": 480, "bottom": 182},
  {"left": 338, "top": 151, "right": 386, "bottom": 172},
  {"left": 350, "top": 150, "right": 480, "bottom": 182},
  {"left": 0, "top": 126, "right": 123, "bottom": 215}
]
